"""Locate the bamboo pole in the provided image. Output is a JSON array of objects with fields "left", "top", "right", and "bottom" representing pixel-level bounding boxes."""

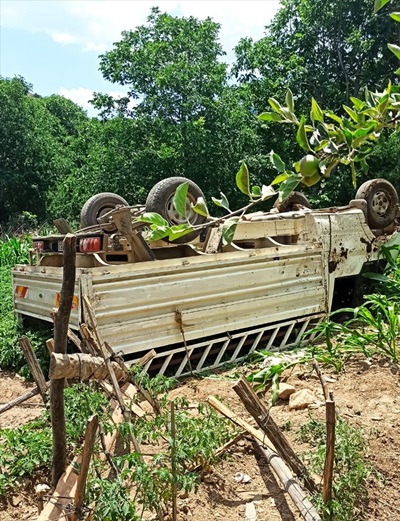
[
  {"left": 49, "top": 353, "right": 127, "bottom": 382},
  {"left": 256, "top": 443, "right": 322, "bottom": 521},
  {"left": 207, "top": 396, "right": 321, "bottom": 521}
]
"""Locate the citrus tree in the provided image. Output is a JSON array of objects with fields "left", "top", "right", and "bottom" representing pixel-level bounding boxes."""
[{"left": 135, "top": 0, "right": 400, "bottom": 244}]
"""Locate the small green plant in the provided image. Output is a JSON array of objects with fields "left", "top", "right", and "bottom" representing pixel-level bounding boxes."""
[
  {"left": 0, "top": 384, "right": 111, "bottom": 497},
  {"left": 299, "top": 416, "right": 374, "bottom": 520}
]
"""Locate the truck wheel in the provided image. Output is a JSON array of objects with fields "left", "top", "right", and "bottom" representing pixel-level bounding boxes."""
[
  {"left": 80, "top": 193, "right": 129, "bottom": 231},
  {"left": 273, "top": 192, "right": 311, "bottom": 212},
  {"left": 146, "top": 177, "right": 207, "bottom": 243},
  {"left": 355, "top": 179, "right": 398, "bottom": 229}
]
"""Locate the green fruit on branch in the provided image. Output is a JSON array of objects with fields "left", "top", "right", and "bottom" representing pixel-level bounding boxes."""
[
  {"left": 300, "top": 155, "right": 320, "bottom": 177},
  {"left": 301, "top": 172, "right": 321, "bottom": 187}
]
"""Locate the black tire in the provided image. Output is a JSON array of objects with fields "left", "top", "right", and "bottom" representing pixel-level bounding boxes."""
[
  {"left": 80, "top": 192, "right": 129, "bottom": 231},
  {"left": 355, "top": 179, "right": 398, "bottom": 229},
  {"left": 145, "top": 177, "right": 206, "bottom": 243},
  {"left": 273, "top": 192, "right": 311, "bottom": 213}
]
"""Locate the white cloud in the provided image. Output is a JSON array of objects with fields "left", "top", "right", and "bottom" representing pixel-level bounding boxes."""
[
  {"left": 50, "top": 32, "right": 79, "bottom": 45},
  {"left": 2, "top": 0, "right": 281, "bottom": 56},
  {"left": 59, "top": 87, "right": 94, "bottom": 108},
  {"left": 59, "top": 87, "right": 136, "bottom": 111}
]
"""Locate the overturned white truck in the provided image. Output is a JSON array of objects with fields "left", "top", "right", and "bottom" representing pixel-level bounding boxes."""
[{"left": 12, "top": 177, "right": 400, "bottom": 376}]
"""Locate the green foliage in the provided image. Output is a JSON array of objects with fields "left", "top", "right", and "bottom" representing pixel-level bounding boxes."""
[
  {"left": 86, "top": 368, "right": 238, "bottom": 519},
  {"left": 0, "top": 235, "right": 49, "bottom": 375},
  {"left": 0, "top": 384, "right": 109, "bottom": 496},
  {"left": 299, "top": 417, "right": 373, "bottom": 520}
]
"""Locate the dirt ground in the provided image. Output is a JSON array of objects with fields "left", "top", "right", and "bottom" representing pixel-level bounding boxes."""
[{"left": 0, "top": 357, "right": 399, "bottom": 521}]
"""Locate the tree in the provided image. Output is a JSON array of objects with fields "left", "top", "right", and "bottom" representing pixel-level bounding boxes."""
[
  {"left": 0, "top": 77, "right": 60, "bottom": 223},
  {"left": 89, "top": 8, "right": 262, "bottom": 210},
  {"left": 234, "top": 0, "right": 399, "bottom": 111}
]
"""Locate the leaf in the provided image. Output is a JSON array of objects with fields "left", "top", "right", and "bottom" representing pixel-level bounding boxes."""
[
  {"left": 268, "top": 97, "right": 283, "bottom": 114},
  {"left": 296, "top": 115, "right": 309, "bottom": 151},
  {"left": 168, "top": 224, "right": 192, "bottom": 242},
  {"left": 269, "top": 150, "right": 286, "bottom": 172},
  {"left": 388, "top": 43, "right": 400, "bottom": 60},
  {"left": 271, "top": 172, "right": 290, "bottom": 186},
  {"left": 258, "top": 112, "right": 282, "bottom": 122},
  {"left": 311, "top": 98, "right": 324, "bottom": 123},
  {"left": 350, "top": 97, "right": 365, "bottom": 111},
  {"left": 278, "top": 174, "right": 302, "bottom": 202},
  {"left": 325, "top": 111, "right": 343, "bottom": 124},
  {"left": 236, "top": 162, "right": 250, "bottom": 195},
  {"left": 261, "top": 184, "right": 276, "bottom": 200},
  {"left": 286, "top": 89, "right": 294, "bottom": 113},
  {"left": 320, "top": 159, "right": 339, "bottom": 177},
  {"left": 343, "top": 105, "right": 359, "bottom": 122},
  {"left": 148, "top": 226, "right": 169, "bottom": 241},
  {"left": 251, "top": 185, "right": 261, "bottom": 197},
  {"left": 173, "top": 182, "right": 189, "bottom": 219},
  {"left": 374, "top": 0, "right": 390, "bottom": 12},
  {"left": 192, "top": 197, "right": 209, "bottom": 217},
  {"left": 212, "top": 192, "right": 230, "bottom": 211},
  {"left": 137, "top": 212, "right": 169, "bottom": 227},
  {"left": 221, "top": 217, "right": 239, "bottom": 246},
  {"left": 280, "top": 107, "right": 299, "bottom": 123}
]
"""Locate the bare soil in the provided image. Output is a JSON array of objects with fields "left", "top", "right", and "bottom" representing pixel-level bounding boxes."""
[{"left": 0, "top": 357, "right": 399, "bottom": 521}]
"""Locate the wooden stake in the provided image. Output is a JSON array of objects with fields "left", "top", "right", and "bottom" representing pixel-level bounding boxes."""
[
  {"left": 71, "top": 415, "right": 99, "bottom": 521},
  {"left": 51, "top": 233, "right": 76, "bottom": 487},
  {"left": 323, "top": 391, "right": 336, "bottom": 509},
  {"left": 83, "top": 295, "right": 143, "bottom": 458},
  {"left": 19, "top": 336, "right": 48, "bottom": 401},
  {"left": 232, "top": 377, "right": 315, "bottom": 492}
]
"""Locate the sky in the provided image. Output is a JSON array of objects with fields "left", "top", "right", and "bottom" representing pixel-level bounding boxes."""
[{"left": 0, "top": 0, "right": 281, "bottom": 114}]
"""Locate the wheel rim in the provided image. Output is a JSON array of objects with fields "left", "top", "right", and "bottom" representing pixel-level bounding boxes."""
[
  {"left": 371, "top": 190, "right": 391, "bottom": 218},
  {"left": 97, "top": 206, "right": 115, "bottom": 220},
  {"left": 165, "top": 193, "right": 197, "bottom": 225}
]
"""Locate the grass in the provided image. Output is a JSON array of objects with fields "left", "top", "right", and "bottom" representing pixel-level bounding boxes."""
[{"left": 0, "top": 234, "right": 49, "bottom": 376}]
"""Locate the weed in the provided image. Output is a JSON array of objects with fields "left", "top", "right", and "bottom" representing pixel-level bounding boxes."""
[{"left": 299, "top": 416, "right": 373, "bottom": 520}]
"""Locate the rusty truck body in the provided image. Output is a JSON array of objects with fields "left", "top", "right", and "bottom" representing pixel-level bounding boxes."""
[{"left": 12, "top": 178, "right": 400, "bottom": 376}]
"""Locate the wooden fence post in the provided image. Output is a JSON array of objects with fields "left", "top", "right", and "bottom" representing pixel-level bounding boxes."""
[{"left": 51, "top": 233, "right": 76, "bottom": 487}]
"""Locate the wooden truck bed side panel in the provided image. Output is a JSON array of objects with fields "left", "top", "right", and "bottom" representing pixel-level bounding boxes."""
[
  {"left": 12, "top": 268, "right": 81, "bottom": 328},
  {"left": 87, "top": 245, "right": 325, "bottom": 356}
]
